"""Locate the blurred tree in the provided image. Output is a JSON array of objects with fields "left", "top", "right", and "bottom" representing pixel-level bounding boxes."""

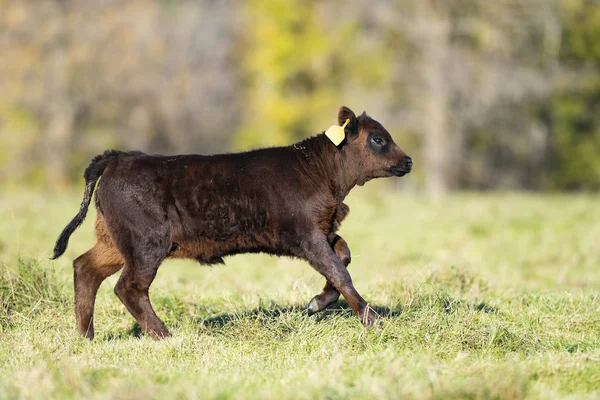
[
  {"left": 544, "top": 0, "right": 600, "bottom": 189},
  {"left": 0, "top": 0, "right": 242, "bottom": 186},
  {"left": 0, "top": 0, "right": 598, "bottom": 191},
  {"left": 382, "top": 0, "right": 557, "bottom": 192}
]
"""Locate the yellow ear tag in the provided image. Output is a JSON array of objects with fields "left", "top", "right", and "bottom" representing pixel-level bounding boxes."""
[{"left": 325, "top": 118, "right": 350, "bottom": 146}]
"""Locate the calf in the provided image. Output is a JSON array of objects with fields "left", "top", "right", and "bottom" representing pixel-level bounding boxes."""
[{"left": 52, "top": 106, "right": 412, "bottom": 340}]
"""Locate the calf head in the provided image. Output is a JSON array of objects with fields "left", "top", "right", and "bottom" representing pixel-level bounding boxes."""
[{"left": 337, "top": 106, "right": 412, "bottom": 185}]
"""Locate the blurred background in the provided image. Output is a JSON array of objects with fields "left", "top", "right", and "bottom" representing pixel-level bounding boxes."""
[{"left": 0, "top": 0, "right": 598, "bottom": 194}]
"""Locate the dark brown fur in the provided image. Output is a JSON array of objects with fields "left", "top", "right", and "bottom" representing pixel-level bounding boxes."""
[{"left": 53, "top": 106, "right": 412, "bottom": 340}]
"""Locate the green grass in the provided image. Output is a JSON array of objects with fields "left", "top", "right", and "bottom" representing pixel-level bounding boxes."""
[{"left": 1, "top": 186, "right": 599, "bottom": 399}]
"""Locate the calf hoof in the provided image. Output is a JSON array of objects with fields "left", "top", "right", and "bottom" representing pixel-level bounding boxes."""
[
  {"left": 79, "top": 330, "right": 95, "bottom": 341},
  {"left": 307, "top": 291, "right": 340, "bottom": 316},
  {"left": 146, "top": 325, "right": 171, "bottom": 340},
  {"left": 307, "top": 296, "right": 321, "bottom": 316},
  {"left": 361, "top": 306, "right": 380, "bottom": 328}
]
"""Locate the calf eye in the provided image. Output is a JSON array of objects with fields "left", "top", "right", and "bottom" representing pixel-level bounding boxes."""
[{"left": 372, "top": 136, "right": 385, "bottom": 146}]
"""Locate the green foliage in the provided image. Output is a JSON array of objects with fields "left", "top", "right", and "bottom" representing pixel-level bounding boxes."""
[
  {"left": 547, "top": 80, "right": 600, "bottom": 189},
  {"left": 560, "top": 0, "right": 600, "bottom": 63},
  {"left": 545, "top": 0, "right": 600, "bottom": 190},
  {"left": 1, "top": 190, "right": 600, "bottom": 398}
]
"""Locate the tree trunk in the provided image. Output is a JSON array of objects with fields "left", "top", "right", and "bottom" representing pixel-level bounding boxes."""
[
  {"left": 420, "top": 3, "right": 450, "bottom": 197},
  {"left": 44, "top": 9, "right": 73, "bottom": 189}
]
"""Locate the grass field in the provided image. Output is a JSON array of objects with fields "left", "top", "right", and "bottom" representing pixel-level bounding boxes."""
[{"left": 1, "top": 186, "right": 599, "bottom": 399}]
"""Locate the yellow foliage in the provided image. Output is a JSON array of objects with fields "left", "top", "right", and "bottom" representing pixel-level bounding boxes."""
[{"left": 236, "top": 0, "right": 389, "bottom": 149}]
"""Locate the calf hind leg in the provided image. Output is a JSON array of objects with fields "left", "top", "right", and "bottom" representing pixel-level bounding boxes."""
[
  {"left": 307, "top": 235, "right": 351, "bottom": 315},
  {"left": 114, "top": 241, "right": 170, "bottom": 340},
  {"left": 73, "top": 243, "right": 124, "bottom": 340}
]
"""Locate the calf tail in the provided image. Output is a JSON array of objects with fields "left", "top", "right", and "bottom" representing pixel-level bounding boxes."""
[{"left": 51, "top": 150, "right": 121, "bottom": 259}]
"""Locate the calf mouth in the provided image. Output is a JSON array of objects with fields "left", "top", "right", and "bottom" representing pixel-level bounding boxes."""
[
  {"left": 390, "top": 169, "right": 408, "bottom": 177},
  {"left": 388, "top": 166, "right": 411, "bottom": 177}
]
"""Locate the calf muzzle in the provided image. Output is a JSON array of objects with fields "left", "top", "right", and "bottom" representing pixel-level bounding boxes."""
[{"left": 390, "top": 156, "right": 413, "bottom": 176}]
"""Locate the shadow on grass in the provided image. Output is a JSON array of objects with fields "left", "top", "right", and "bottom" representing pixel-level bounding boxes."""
[
  {"left": 103, "top": 324, "right": 144, "bottom": 341},
  {"left": 102, "top": 298, "right": 499, "bottom": 339},
  {"left": 200, "top": 298, "right": 499, "bottom": 329},
  {"left": 198, "top": 300, "right": 404, "bottom": 328}
]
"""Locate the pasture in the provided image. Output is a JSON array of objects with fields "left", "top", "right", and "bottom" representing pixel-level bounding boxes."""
[{"left": 1, "top": 187, "right": 599, "bottom": 399}]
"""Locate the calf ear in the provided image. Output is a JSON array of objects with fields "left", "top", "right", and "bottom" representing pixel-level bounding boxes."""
[{"left": 338, "top": 106, "right": 359, "bottom": 139}]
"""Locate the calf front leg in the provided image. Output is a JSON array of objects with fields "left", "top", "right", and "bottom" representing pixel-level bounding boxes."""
[
  {"left": 307, "top": 235, "right": 350, "bottom": 315},
  {"left": 303, "top": 234, "right": 377, "bottom": 327}
]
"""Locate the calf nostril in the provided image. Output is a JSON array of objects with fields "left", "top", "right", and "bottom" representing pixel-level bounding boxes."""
[{"left": 402, "top": 156, "right": 413, "bottom": 168}]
